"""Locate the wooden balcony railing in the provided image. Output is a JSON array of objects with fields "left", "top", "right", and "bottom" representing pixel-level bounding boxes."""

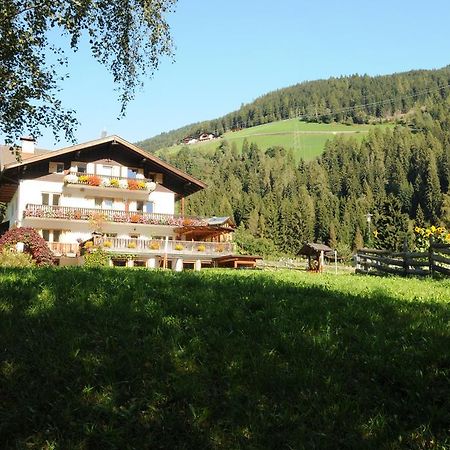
[
  {"left": 23, "top": 204, "right": 208, "bottom": 227},
  {"left": 63, "top": 172, "right": 156, "bottom": 192},
  {"left": 46, "top": 242, "right": 80, "bottom": 256}
]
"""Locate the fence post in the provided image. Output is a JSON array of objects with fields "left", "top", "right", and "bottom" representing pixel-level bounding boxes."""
[
  {"left": 429, "top": 238, "right": 434, "bottom": 277},
  {"left": 402, "top": 238, "right": 409, "bottom": 276}
]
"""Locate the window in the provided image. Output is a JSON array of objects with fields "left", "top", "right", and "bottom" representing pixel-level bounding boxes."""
[
  {"left": 56, "top": 163, "right": 64, "bottom": 173},
  {"left": 41, "top": 230, "right": 63, "bottom": 243},
  {"left": 52, "top": 194, "right": 60, "bottom": 206},
  {"left": 127, "top": 167, "right": 139, "bottom": 179},
  {"left": 145, "top": 202, "right": 154, "bottom": 213},
  {"left": 42, "top": 193, "right": 49, "bottom": 206},
  {"left": 95, "top": 197, "right": 113, "bottom": 209},
  {"left": 42, "top": 193, "right": 60, "bottom": 206},
  {"left": 100, "top": 165, "right": 113, "bottom": 176},
  {"left": 136, "top": 201, "right": 144, "bottom": 212},
  {"left": 130, "top": 233, "right": 140, "bottom": 239},
  {"left": 77, "top": 163, "right": 87, "bottom": 174}
]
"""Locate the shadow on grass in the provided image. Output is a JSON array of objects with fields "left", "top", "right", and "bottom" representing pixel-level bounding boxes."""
[{"left": 0, "top": 267, "right": 449, "bottom": 449}]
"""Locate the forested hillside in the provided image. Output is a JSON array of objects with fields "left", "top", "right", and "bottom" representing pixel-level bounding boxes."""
[
  {"left": 138, "top": 65, "right": 450, "bottom": 152},
  {"left": 164, "top": 101, "right": 450, "bottom": 257}
]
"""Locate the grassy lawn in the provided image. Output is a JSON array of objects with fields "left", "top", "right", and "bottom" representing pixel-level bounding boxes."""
[
  {"left": 156, "top": 120, "right": 393, "bottom": 161},
  {"left": 1, "top": 268, "right": 449, "bottom": 449}
]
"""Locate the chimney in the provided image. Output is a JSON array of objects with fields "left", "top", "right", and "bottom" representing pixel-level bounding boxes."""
[{"left": 21, "top": 136, "right": 35, "bottom": 154}]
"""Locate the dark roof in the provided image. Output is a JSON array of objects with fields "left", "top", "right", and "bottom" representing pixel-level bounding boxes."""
[
  {"left": 298, "top": 242, "right": 333, "bottom": 256},
  {"left": 0, "top": 135, "right": 206, "bottom": 202}
]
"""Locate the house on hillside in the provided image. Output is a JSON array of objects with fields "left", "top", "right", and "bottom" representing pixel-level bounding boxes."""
[
  {"left": 0, "top": 135, "right": 239, "bottom": 270},
  {"left": 198, "top": 133, "right": 215, "bottom": 141}
]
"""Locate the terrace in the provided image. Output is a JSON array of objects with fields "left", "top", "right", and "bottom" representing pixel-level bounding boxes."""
[{"left": 46, "top": 238, "right": 233, "bottom": 258}]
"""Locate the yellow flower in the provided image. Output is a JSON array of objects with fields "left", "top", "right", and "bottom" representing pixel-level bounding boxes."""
[
  {"left": 373, "top": 230, "right": 378, "bottom": 238},
  {"left": 430, "top": 225, "right": 436, "bottom": 233}
]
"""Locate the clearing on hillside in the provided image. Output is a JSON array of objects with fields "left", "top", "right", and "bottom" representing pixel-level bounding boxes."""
[{"left": 156, "top": 119, "right": 393, "bottom": 161}]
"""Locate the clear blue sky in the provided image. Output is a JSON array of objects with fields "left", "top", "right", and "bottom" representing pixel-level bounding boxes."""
[{"left": 20, "top": 0, "right": 450, "bottom": 148}]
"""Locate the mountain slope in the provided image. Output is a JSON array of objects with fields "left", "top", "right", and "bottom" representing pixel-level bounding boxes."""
[{"left": 137, "top": 65, "right": 450, "bottom": 153}]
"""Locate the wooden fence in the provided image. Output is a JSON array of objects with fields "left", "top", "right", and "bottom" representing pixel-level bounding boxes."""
[{"left": 355, "top": 242, "right": 450, "bottom": 277}]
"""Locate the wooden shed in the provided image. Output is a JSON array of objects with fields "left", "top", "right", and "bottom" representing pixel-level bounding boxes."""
[{"left": 298, "top": 243, "right": 333, "bottom": 272}]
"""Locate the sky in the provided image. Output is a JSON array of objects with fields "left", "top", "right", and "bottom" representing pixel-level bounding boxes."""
[{"left": 14, "top": 0, "right": 450, "bottom": 149}]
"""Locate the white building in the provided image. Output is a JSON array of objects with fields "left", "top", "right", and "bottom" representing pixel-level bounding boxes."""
[{"left": 0, "top": 135, "right": 237, "bottom": 270}]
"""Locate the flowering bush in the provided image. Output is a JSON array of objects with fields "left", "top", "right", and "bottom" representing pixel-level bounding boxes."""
[
  {"left": 215, "top": 244, "right": 224, "bottom": 252},
  {"left": 84, "top": 241, "right": 94, "bottom": 249},
  {"left": 197, "top": 244, "right": 206, "bottom": 252},
  {"left": 0, "top": 227, "right": 54, "bottom": 265},
  {"left": 130, "top": 214, "right": 141, "bottom": 223},
  {"left": 110, "top": 178, "right": 119, "bottom": 187},
  {"left": 174, "top": 243, "right": 184, "bottom": 251},
  {"left": 78, "top": 175, "right": 89, "bottom": 183},
  {"left": 87, "top": 175, "right": 101, "bottom": 186},
  {"left": 149, "top": 241, "right": 160, "bottom": 250},
  {"left": 127, "top": 241, "right": 137, "bottom": 249},
  {"left": 64, "top": 174, "right": 78, "bottom": 184},
  {"left": 119, "top": 179, "right": 129, "bottom": 189},
  {"left": 146, "top": 181, "right": 157, "bottom": 192},
  {"left": 136, "top": 173, "right": 145, "bottom": 180},
  {"left": 128, "top": 179, "right": 139, "bottom": 190},
  {"left": 414, "top": 225, "right": 450, "bottom": 252},
  {"left": 137, "top": 181, "right": 146, "bottom": 190},
  {"left": 101, "top": 177, "right": 111, "bottom": 187},
  {"left": 103, "top": 241, "right": 112, "bottom": 248}
]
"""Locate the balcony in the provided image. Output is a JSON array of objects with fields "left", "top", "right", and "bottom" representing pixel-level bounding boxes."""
[
  {"left": 101, "top": 237, "right": 233, "bottom": 256},
  {"left": 23, "top": 204, "right": 208, "bottom": 227},
  {"left": 46, "top": 242, "right": 80, "bottom": 257},
  {"left": 64, "top": 172, "right": 157, "bottom": 191}
]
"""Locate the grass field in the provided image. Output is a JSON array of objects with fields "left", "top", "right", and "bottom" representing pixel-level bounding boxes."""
[
  {"left": 156, "top": 119, "right": 392, "bottom": 161},
  {"left": 1, "top": 268, "right": 449, "bottom": 449}
]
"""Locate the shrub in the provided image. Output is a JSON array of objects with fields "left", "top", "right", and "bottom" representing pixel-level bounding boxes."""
[
  {"left": 130, "top": 214, "right": 141, "bottom": 223},
  {"left": 0, "top": 227, "right": 54, "bottom": 265},
  {"left": 0, "top": 248, "right": 35, "bottom": 267},
  {"left": 174, "top": 243, "right": 184, "bottom": 251},
  {"left": 84, "top": 248, "right": 110, "bottom": 267},
  {"left": 127, "top": 241, "right": 137, "bottom": 249},
  {"left": 110, "top": 178, "right": 119, "bottom": 187},
  {"left": 197, "top": 244, "right": 206, "bottom": 252},
  {"left": 78, "top": 175, "right": 89, "bottom": 183},
  {"left": 103, "top": 241, "right": 113, "bottom": 248},
  {"left": 84, "top": 241, "right": 94, "bottom": 249}
]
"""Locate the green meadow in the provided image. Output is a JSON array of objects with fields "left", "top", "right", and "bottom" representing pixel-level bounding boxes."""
[
  {"left": 156, "top": 119, "right": 392, "bottom": 161},
  {"left": 1, "top": 267, "right": 449, "bottom": 449}
]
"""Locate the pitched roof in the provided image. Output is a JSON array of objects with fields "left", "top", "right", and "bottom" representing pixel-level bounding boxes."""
[
  {"left": 298, "top": 242, "right": 333, "bottom": 256},
  {"left": 0, "top": 135, "right": 206, "bottom": 202}
]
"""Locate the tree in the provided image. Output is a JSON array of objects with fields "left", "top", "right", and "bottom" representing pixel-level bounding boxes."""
[{"left": 1, "top": 0, "right": 177, "bottom": 144}]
